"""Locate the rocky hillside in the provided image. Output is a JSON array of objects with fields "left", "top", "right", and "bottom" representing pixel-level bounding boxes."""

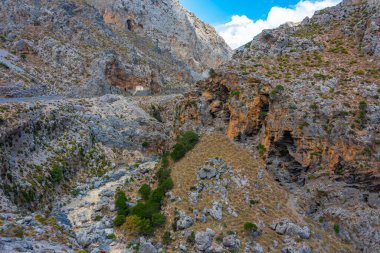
[
  {"left": 0, "top": 0, "right": 379, "bottom": 252},
  {"left": 0, "top": 0, "right": 231, "bottom": 98},
  {"left": 191, "top": 0, "right": 380, "bottom": 251}
]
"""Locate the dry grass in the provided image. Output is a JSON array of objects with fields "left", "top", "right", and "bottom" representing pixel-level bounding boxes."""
[{"left": 159, "top": 133, "right": 355, "bottom": 252}]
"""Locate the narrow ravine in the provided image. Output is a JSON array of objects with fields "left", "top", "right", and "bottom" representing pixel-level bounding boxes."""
[{"left": 61, "top": 161, "right": 158, "bottom": 252}]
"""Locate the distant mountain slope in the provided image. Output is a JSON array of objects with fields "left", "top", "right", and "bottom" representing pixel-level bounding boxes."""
[{"left": 0, "top": 0, "right": 232, "bottom": 98}]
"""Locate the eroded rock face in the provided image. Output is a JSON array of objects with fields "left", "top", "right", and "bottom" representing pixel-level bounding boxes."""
[
  {"left": 87, "top": 0, "right": 232, "bottom": 72},
  {"left": 0, "top": 0, "right": 231, "bottom": 98},
  {"left": 186, "top": 0, "right": 380, "bottom": 252}
]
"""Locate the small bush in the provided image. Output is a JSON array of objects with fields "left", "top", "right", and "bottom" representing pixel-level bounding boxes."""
[
  {"left": 230, "top": 90, "right": 240, "bottom": 98},
  {"left": 162, "top": 231, "right": 172, "bottom": 245},
  {"left": 333, "top": 224, "right": 340, "bottom": 234},
  {"left": 152, "top": 213, "right": 166, "bottom": 227},
  {"left": 35, "top": 214, "right": 46, "bottom": 224},
  {"left": 50, "top": 163, "right": 63, "bottom": 184},
  {"left": 161, "top": 152, "right": 170, "bottom": 168},
  {"left": 256, "top": 144, "right": 266, "bottom": 157},
  {"left": 244, "top": 222, "right": 258, "bottom": 232},
  {"left": 138, "top": 218, "right": 154, "bottom": 235},
  {"left": 113, "top": 215, "right": 126, "bottom": 226},
  {"left": 150, "top": 187, "right": 165, "bottom": 203},
  {"left": 170, "top": 131, "right": 199, "bottom": 161},
  {"left": 138, "top": 184, "right": 151, "bottom": 200},
  {"left": 161, "top": 177, "right": 174, "bottom": 192},
  {"left": 187, "top": 231, "right": 195, "bottom": 245},
  {"left": 115, "top": 190, "right": 128, "bottom": 215},
  {"left": 313, "top": 73, "right": 330, "bottom": 80},
  {"left": 106, "top": 233, "right": 116, "bottom": 240},
  {"left": 170, "top": 143, "right": 187, "bottom": 161},
  {"left": 156, "top": 167, "right": 171, "bottom": 184},
  {"left": 122, "top": 215, "right": 141, "bottom": 234},
  {"left": 269, "top": 85, "right": 284, "bottom": 100},
  {"left": 358, "top": 101, "right": 368, "bottom": 123},
  {"left": 353, "top": 70, "right": 365, "bottom": 75}
]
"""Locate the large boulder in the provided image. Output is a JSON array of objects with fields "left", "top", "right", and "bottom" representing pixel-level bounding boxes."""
[{"left": 195, "top": 228, "right": 215, "bottom": 252}]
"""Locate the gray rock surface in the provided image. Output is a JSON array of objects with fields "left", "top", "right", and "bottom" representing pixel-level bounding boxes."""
[{"left": 195, "top": 228, "right": 215, "bottom": 252}]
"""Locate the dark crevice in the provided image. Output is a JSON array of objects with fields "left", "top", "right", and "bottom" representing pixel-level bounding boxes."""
[{"left": 266, "top": 131, "right": 309, "bottom": 186}]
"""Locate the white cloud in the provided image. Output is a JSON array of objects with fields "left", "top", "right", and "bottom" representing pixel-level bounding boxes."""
[{"left": 215, "top": 0, "right": 342, "bottom": 49}]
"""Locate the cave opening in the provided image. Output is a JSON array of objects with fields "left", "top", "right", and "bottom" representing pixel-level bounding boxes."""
[
  {"left": 126, "top": 19, "right": 133, "bottom": 31},
  {"left": 266, "top": 131, "right": 308, "bottom": 186}
]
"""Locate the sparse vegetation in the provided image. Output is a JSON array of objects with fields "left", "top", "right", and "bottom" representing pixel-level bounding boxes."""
[
  {"left": 209, "top": 68, "right": 217, "bottom": 78},
  {"left": 333, "top": 224, "right": 340, "bottom": 234},
  {"left": 50, "top": 163, "right": 63, "bottom": 184},
  {"left": 230, "top": 90, "right": 240, "bottom": 98},
  {"left": 187, "top": 231, "right": 195, "bottom": 245},
  {"left": 256, "top": 144, "right": 266, "bottom": 158},
  {"left": 244, "top": 222, "right": 258, "bottom": 232},
  {"left": 269, "top": 85, "right": 284, "bottom": 100},
  {"left": 162, "top": 231, "right": 172, "bottom": 245}
]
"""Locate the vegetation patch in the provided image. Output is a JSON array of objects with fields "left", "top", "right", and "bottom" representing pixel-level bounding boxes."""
[
  {"left": 170, "top": 131, "right": 199, "bottom": 161},
  {"left": 114, "top": 131, "right": 198, "bottom": 236},
  {"left": 269, "top": 85, "right": 284, "bottom": 100}
]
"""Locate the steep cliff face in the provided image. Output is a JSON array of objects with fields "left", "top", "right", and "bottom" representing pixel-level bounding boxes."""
[
  {"left": 87, "top": 0, "right": 232, "bottom": 73},
  {"left": 0, "top": 0, "right": 232, "bottom": 98}
]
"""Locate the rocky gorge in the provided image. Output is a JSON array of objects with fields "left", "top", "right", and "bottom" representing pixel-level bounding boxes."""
[{"left": 0, "top": 0, "right": 379, "bottom": 252}]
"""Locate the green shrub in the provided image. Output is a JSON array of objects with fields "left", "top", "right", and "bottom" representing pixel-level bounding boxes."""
[
  {"left": 177, "top": 131, "right": 199, "bottom": 150},
  {"left": 161, "top": 152, "right": 170, "bottom": 168},
  {"left": 152, "top": 213, "right": 166, "bottom": 226},
  {"left": 313, "top": 73, "right": 330, "bottom": 80},
  {"left": 50, "top": 163, "right": 63, "bottom": 184},
  {"left": 161, "top": 177, "right": 174, "bottom": 192},
  {"left": 162, "top": 231, "right": 172, "bottom": 245},
  {"left": 170, "top": 143, "right": 187, "bottom": 161},
  {"left": 230, "top": 90, "right": 240, "bottom": 98},
  {"left": 115, "top": 190, "right": 128, "bottom": 215},
  {"left": 269, "top": 85, "right": 284, "bottom": 100},
  {"left": 333, "top": 224, "right": 340, "bottom": 234},
  {"left": 113, "top": 215, "right": 126, "bottom": 226},
  {"left": 138, "top": 184, "right": 151, "bottom": 200},
  {"left": 142, "top": 141, "right": 149, "bottom": 148},
  {"left": 170, "top": 131, "right": 199, "bottom": 161},
  {"left": 187, "top": 231, "right": 195, "bottom": 245},
  {"left": 256, "top": 144, "right": 266, "bottom": 157},
  {"left": 358, "top": 101, "right": 368, "bottom": 123},
  {"left": 244, "top": 222, "right": 258, "bottom": 231},
  {"left": 353, "top": 70, "right": 365, "bottom": 75},
  {"left": 138, "top": 218, "right": 154, "bottom": 235},
  {"left": 150, "top": 187, "right": 165, "bottom": 203},
  {"left": 156, "top": 167, "right": 171, "bottom": 184},
  {"left": 106, "top": 233, "right": 116, "bottom": 240}
]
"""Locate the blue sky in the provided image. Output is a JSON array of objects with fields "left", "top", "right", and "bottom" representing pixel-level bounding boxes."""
[
  {"left": 180, "top": 0, "right": 341, "bottom": 49},
  {"left": 180, "top": 0, "right": 302, "bottom": 26}
]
